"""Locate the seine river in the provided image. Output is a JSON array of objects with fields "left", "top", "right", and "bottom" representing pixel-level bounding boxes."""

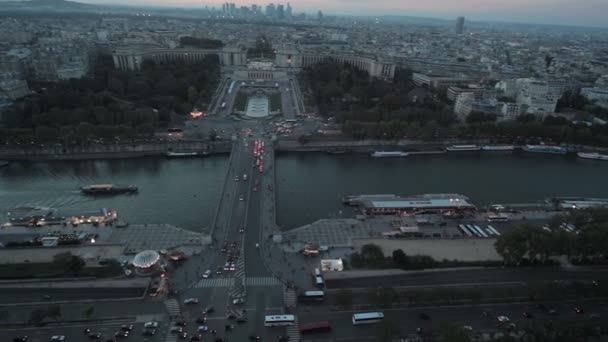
[{"left": 2, "top": 152, "right": 608, "bottom": 231}]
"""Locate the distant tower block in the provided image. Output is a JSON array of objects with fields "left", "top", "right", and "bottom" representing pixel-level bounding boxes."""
[{"left": 455, "top": 16, "right": 465, "bottom": 34}]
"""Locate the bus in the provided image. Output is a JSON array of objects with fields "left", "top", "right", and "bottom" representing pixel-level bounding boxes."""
[
  {"left": 264, "top": 315, "right": 295, "bottom": 327},
  {"left": 299, "top": 321, "right": 331, "bottom": 334},
  {"left": 297, "top": 291, "right": 324, "bottom": 303},
  {"left": 352, "top": 312, "right": 384, "bottom": 325}
]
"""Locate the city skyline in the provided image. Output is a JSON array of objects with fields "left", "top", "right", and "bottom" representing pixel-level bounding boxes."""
[{"left": 74, "top": 0, "right": 608, "bottom": 28}]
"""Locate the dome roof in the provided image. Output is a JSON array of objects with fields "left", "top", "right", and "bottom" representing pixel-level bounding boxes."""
[{"left": 132, "top": 250, "right": 160, "bottom": 268}]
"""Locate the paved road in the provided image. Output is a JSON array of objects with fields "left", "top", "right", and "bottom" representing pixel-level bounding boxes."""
[
  {"left": 0, "top": 320, "right": 165, "bottom": 342},
  {"left": 0, "top": 287, "right": 146, "bottom": 304},
  {"left": 297, "top": 300, "right": 608, "bottom": 341},
  {"left": 324, "top": 266, "right": 608, "bottom": 289}
]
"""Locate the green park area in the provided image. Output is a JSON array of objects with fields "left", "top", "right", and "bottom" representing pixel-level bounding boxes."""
[
  {"left": 269, "top": 93, "right": 282, "bottom": 112},
  {"left": 233, "top": 91, "right": 248, "bottom": 112},
  {"left": 0, "top": 252, "right": 122, "bottom": 279}
]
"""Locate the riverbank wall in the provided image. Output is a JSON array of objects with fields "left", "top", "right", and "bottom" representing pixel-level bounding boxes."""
[{"left": 0, "top": 141, "right": 232, "bottom": 161}]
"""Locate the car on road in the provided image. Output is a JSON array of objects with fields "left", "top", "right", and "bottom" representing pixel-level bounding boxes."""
[
  {"left": 197, "top": 325, "right": 209, "bottom": 333},
  {"left": 88, "top": 332, "right": 103, "bottom": 339},
  {"left": 120, "top": 324, "right": 133, "bottom": 331},
  {"left": 175, "top": 320, "right": 187, "bottom": 326},
  {"left": 216, "top": 267, "right": 223, "bottom": 275},
  {"left": 252, "top": 187, "right": 257, "bottom": 192},
  {"left": 278, "top": 336, "right": 290, "bottom": 341},
  {"left": 170, "top": 327, "right": 184, "bottom": 334},
  {"left": 227, "top": 313, "right": 237, "bottom": 319},
  {"left": 114, "top": 330, "right": 129, "bottom": 339},
  {"left": 232, "top": 298, "right": 244, "bottom": 305},
  {"left": 196, "top": 316, "right": 208, "bottom": 324},
  {"left": 236, "top": 317, "right": 248, "bottom": 323},
  {"left": 249, "top": 335, "right": 261, "bottom": 340},
  {"left": 418, "top": 313, "right": 430, "bottom": 320},
  {"left": 234, "top": 176, "right": 239, "bottom": 181},
  {"left": 239, "top": 195, "right": 244, "bottom": 201},
  {"left": 574, "top": 307, "right": 584, "bottom": 314},
  {"left": 144, "top": 321, "right": 159, "bottom": 328},
  {"left": 497, "top": 315, "right": 510, "bottom": 322},
  {"left": 548, "top": 309, "right": 558, "bottom": 315},
  {"left": 204, "top": 306, "right": 215, "bottom": 314},
  {"left": 184, "top": 298, "right": 199, "bottom": 304},
  {"left": 523, "top": 312, "right": 533, "bottom": 318},
  {"left": 243, "top": 174, "right": 247, "bottom": 180},
  {"left": 202, "top": 270, "right": 212, "bottom": 278},
  {"left": 13, "top": 337, "right": 28, "bottom": 342},
  {"left": 189, "top": 335, "right": 202, "bottom": 341},
  {"left": 224, "top": 262, "right": 230, "bottom": 271},
  {"left": 230, "top": 262, "right": 236, "bottom": 271},
  {"left": 178, "top": 332, "right": 188, "bottom": 340},
  {"left": 50, "top": 337, "right": 65, "bottom": 342},
  {"left": 142, "top": 328, "right": 156, "bottom": 336}
]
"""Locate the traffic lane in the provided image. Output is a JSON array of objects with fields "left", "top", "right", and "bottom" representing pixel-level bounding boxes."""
[
  {"left": 245, "top": 184, "right": 267, "bottom": 277},
  {"left": 298, "top": 301, "right": 608, "bottom": 340},
  {"left": 0, "top": 320, "right": 162, "bottom": 342},
  {"left": 0, "top": 287, "right": 145, "bottom": 304},
  {"left": 325, "top": 267, "right": 608, "bottom": 289},
  {"left": 4, "top": 300, "right": 164, "bottom": 324}
]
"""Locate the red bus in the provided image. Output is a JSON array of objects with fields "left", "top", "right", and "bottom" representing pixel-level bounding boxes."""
[{"left": 299, "top": 321, "right": 331, "bottom": 334}]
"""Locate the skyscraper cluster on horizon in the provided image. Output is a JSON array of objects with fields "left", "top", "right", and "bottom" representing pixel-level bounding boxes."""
[{"left": 221, "top": 2, "right": 293, "bottom": 19}]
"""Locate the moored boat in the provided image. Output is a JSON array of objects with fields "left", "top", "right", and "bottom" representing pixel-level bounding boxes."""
[
  {"left": 481, "top": 145, "right": 514, "bottom": 151},
  {"left": 166, "top": 151, "right": 200, "bottom": 158},
  {"left": 370, "top": 151, "right": 409, "bottom": 158},
  {"left": 577, "top": 152, "right": 608, "bottom": 161},
  {"left": 81, "top": 184, "right": 138, "bottom": 195},
  {"left": 446, "top": 144, "right": 481, "bottom": 152},
  {"left": 523, "top": 145, "right": 567, "bottom": 154}
]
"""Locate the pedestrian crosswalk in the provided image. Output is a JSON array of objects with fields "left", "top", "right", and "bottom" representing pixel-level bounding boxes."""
[
  {"left": 192, "top": 278, "right": 235, "bottom": 288},
  {"left": 286, "top": 318, "right": 301, "bottom": 342},
  {"left": 164, "top": 333, "right": 178, "bottom": 342},
  {"left": 246, "top": 276, "right": 282, "bottom": 286},
  {"left": 283, "top": 286, "right": 297, "bottom": 307},
  {"left": 163, "top": 299, "right": 180, "bottom": 317}
]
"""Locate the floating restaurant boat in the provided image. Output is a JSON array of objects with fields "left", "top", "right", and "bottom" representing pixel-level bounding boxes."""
[
  {"left": 370, "top": 151, "right": 409, "bottom": 158},
  {"left": 522, "top": 145, "right": 567, "bottom": 154},
  {"left": 481, "top": 145, "right": 515, "bottom": 151},
  {"left": 548, "top": 197, "right": 608, "bottom": 210},
  {"left": 577, "top": 152, "right": 608, "bottom": 161},
  {"left": 446, "top": 144, "right": 481, "bottom": 152},
  {"left": 342, "top": 194, "right": 399, "bottom": 206},
  {"left": 80, "top": 184, "right": 138, "bottom": 195},
  {"left": 357, "top": 193, "right": 475, "bottom": 215}
]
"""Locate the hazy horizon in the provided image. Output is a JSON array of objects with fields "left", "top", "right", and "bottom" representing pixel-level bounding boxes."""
[{"left": 67, "top": 0, "right": 608, "bottom": 28}]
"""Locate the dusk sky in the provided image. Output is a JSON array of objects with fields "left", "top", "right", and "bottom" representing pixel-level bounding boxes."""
[{"left": 80, "top": 0, "right": 608, "bottom": 28}]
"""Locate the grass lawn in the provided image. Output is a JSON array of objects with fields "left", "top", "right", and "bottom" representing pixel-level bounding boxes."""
[
  {"left": 233, "top": 91, "right": 248, "bottom": 112},
  {"left": 269, "top": 93, "right": 282, "bottom": 112}
]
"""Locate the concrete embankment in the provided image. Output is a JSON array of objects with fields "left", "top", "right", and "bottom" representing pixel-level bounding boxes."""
[
  {"left": 276, "top": 139, "right": 460, "bottom": 152},
  {"left": 0, "top": 140, "right": 231, "bottom": 161}
]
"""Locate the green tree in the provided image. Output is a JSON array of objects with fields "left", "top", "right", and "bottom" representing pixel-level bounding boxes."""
[
  {"left": 439, "top": 323, "right": 472, "bottom": 342},
  {"left": 47, "top": 305, "right": 62, "bottom": 321},
  {"left": 187, "top": 86, "right": 199, "bottom": 104},
  {"left": 28, "top": 308, "right": 47, "bottom": 325},
  {"left": 392, "top": 249, "right": 409, "bottom": 268},
  {"left": 84, "top": 306, "right": 94, "bottom": 319},
  {"left": 0, "top": 310, "right": 10, "bottom": 323},
  {"left": 334, "top": 288, "right": 353, "bottom": 309},
  {"left": 376, "top": 319, "right": 396, "bottom": 342},
  {"left": 359, "top": 244, "right": 387, "bottom": 268}
]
